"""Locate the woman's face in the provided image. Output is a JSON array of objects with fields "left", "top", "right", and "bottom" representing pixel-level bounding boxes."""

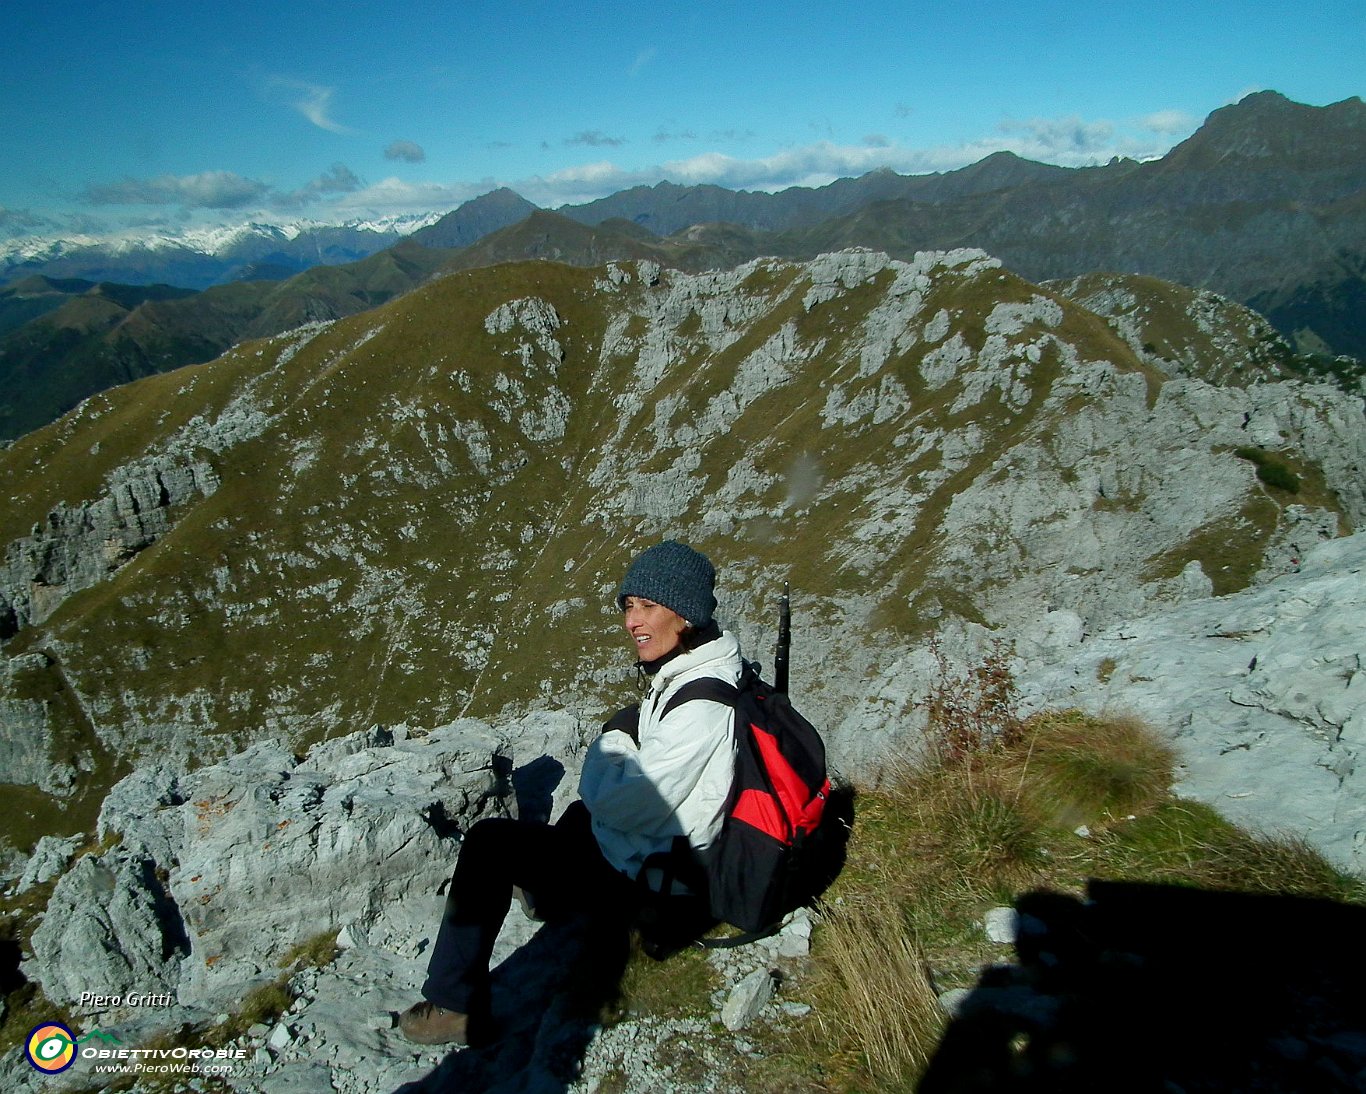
[{"left": 622, "top": 596, "right": 688, "bottom": 661}]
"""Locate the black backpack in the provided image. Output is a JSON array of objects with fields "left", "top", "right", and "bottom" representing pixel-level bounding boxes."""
[{"left": 662, "top": 662, "right": 831, "bottom": 933}]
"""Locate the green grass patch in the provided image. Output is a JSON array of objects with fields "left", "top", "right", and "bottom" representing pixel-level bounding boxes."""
[
  {"left": 201, "top": 976, "right": 294, "bottom": 1049},
  {"left": 1144, "top": 492, "right": 1282, "bottom": 596},
  {"left": 1008, "top": 709, "right": 1175, "bottom": 830},
  {"left": 1096, "top": 800, "right": 1366, "bottom": 902},
  {"left": 278, "top": 930, "right": 340, "bottom": 971},
  {"left": 613, "top": 939, "right": 717, "bottom": 1022}
]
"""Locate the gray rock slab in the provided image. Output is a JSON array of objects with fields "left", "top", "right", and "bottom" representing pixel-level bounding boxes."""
[
  {"left": 721, "top": 968, "right": 775, "bottom": 1031},
  {"left": 984, "top": 907, "right": 1018, "bottom": 944},
  {"left": 15, "top": 834, "right": 82, "bottom": 893},
  {"left": 1018, "top": 531, "right": 1366, "bottom": 874}
]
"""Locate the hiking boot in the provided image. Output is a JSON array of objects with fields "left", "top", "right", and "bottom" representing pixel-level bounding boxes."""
[{"left": 398, "top": 1000, "right": 470, "bottom": 1045}]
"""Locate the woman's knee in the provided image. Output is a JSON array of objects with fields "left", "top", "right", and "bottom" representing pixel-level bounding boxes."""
[{"left": 454, "top": 816, "right": 524, "bottom": 873}]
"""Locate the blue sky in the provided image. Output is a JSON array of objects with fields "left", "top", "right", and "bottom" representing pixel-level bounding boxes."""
[{"left": 2, "top": 1, "right": 1362, "bottom": 242}]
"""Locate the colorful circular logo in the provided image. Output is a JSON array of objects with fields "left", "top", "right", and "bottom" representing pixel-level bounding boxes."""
[{"left": 25, "top": 1022, "right": 77, "bottom": 1073}]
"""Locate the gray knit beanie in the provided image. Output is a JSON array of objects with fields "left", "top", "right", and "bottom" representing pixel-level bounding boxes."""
[{"left": 617, "top": 540, "right": 717, "bottom": 626}]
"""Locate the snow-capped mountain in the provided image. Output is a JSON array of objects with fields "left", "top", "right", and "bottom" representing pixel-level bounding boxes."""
[{"left": 0, "top": 212, "right": 444, "bottom": 289}]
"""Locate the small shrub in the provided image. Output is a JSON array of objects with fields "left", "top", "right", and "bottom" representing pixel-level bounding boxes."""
[
  {"left": 921, "top": 638, "right": 1023, "bottom": 764},
  {"left": 1255, "top": 461, "right": 1300, "bottom": 493}
]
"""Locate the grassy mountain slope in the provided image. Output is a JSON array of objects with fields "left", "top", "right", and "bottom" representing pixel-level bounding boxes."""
[
  {"left": 1045, "top": 272, "right": 1311, "bottom": 387},
  {"left": 444, "top": 210, "right": 767, "bottom": 278},
  {"left": 0, "top": 280, "right": 209, "bottom": 440},
  {"left": 1, "top": 250, "right": 1359, "bottom": 851}
]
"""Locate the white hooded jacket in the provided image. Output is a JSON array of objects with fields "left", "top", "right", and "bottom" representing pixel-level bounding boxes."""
[{"left": 578, "top": 630, "right": 742, "bottom": 880}]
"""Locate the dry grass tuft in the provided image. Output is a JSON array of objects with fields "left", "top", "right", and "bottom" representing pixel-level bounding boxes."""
[
  {"left": 1007, "top": 709, "right": 1175, "bottom": 829},
  {"left": 812, "top": 896, "right": 943, "bottom": 1085},
  {"left": 278, "top": 930, "right": 340, "bottom": 971},
  {"left": 892, "top": 765, "right": 1047, "bottom": 894}
]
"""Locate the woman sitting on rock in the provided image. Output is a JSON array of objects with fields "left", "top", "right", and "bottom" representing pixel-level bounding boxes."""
[{"left": 400, "top": 540, "right": 742, "bottom": 1045}]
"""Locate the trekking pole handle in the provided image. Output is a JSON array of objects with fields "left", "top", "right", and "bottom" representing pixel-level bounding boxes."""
[{"left": 774, "top": 581, "right": 791, "bottom": 694}]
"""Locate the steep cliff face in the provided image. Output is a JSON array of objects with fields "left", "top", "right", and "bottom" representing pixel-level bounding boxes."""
[
  {"left": 0, "top": 457, "right": 219, "bottom": 636},
  {"left": 0, "top": 250, "right": 1361, "bottom": 849}
]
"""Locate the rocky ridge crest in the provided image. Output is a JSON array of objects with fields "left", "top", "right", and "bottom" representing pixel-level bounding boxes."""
[{"left": 0, "top": 239, "right": 1363, "bottom": 1085}]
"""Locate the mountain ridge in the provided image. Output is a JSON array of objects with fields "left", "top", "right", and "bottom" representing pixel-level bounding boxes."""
[
  {"left": 1, "top": 90, "right": 1361, "bottom": 446},
  {"left": 1, "top": 247, "right": 1361, "bottom": 850},
  {"left": 4, "top": 90, "right": 1355, "bottom": 285}
]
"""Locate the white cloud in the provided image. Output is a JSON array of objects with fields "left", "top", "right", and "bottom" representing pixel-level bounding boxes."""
[
  {"left": 1141, "top": 109, "right": 1197, "bottom": 135},
  {"left": 84, "top": 171, "right": 272, "bottom": 209},
  {"left": 505, "top": 113, "right": 1185, "bottom": 207},
  {"left": 997, "top": 115, "right": 1116, "bottom": 156},
  {"left": 328, "top": 176, "right": 493, "bottom": 216},
  {"left": 80, "top": 164, "right": 369, "bottom": 217},
  {"left": 0, "top": 206, "right": 49, "bottom": 236},
  {"left": 628, "top": 48, "right": 657, "bottom": 77},
  {"left": 565, "top": 130, "right": 626, "bottom": 148},
  {"left": 273, "top": 164, "right": 365, "bottom": 209},
  {"left": 269, "top": 78, "right": 355, "bottom": 135}
]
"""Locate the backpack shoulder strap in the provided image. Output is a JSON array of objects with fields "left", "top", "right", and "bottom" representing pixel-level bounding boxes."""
[{"left": 660, "top": 676, "right": 740, "bottom": 719}]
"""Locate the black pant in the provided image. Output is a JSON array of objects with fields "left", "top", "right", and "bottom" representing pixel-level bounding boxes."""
[{"left": 421, "top": 801, "right": 637, "bottom": 1012}]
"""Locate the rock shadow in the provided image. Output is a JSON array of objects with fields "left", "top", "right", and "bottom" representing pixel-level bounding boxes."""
[
  {"left": 511, "top": 756, "right": 564, "bottom": 825},
  {"left": 919, "top": 879, "right": 1366, "bottom": 1093}
]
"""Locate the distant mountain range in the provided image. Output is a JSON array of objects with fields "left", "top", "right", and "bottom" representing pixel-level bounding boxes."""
[
  {"left": 0, "top": 214, "right": 441, "bottom": 290},
  {"left": 1, "top": 91, "right": 1362, "bottom": 443}
]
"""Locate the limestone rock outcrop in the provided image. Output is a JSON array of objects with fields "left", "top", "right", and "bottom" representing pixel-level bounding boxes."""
[
  {"left": 1018, "top": 530, "right": 1366, "bottom": 872},
  {"left": 20, "top": 715, "right": 578, "bottom": 1016},
  {"left": 0, "top": 457, "right": 218, "bottom": 636}
]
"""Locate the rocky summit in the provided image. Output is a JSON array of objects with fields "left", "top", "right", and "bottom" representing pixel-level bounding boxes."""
[{"left": 0, "top": 247, "right": 1363, "bottom": 1089}]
